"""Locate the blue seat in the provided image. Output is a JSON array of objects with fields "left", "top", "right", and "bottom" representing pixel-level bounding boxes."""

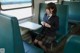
[
  {"left": 62, "top": 2, "right": 80, "bottom": 23},
  {"left": 38, "top": 3, "right": 68, "bottom": 43},
  {"left": 0, "top": 13, "right": 44, "bottom": 53},
  {"left": 23, "top": 41, "right": 44, "bottom": 53},
  {"left": 70, "top": 0, "right": 80, "bottom": 2},
  {"left": 64, "top": 35, "right": 80, "bottom": 53}
]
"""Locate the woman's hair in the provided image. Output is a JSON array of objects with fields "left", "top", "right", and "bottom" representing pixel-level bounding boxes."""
[{"left": 46, "top": 2, "right": 57, "bottom": 15}]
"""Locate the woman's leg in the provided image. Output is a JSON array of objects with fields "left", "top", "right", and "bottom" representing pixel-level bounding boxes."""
[
  {"left": 34, "top": 39, "right": 41, "bottom": 47},
  {"left": 34, "top": 39, "right": 38, "bottom": 43},
  {"left": 38, "top": 41, "right": 47, "bottom": 52}
]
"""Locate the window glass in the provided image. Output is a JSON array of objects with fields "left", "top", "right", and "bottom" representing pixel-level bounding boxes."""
[
  {"left": 45, "top": 0, "right": 57, "bottom": 4},
  {"left": 1, "top": 0, "right": 32, "bottom": 20}
]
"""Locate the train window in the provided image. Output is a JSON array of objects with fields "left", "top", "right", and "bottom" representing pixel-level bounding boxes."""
[
  {"left": 0, "top": 0, "right": 32, "bottom": 20},
  {"left": 45, "top": 0, "right": 57, "bottom": 3},
  {"left": 64, "top": 0, "right": 70, "bottom": 1}
]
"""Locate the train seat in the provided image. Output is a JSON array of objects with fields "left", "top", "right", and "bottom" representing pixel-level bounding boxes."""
[
  {"left": 64, "top": 35, "right": 80, "bottom": 53},
  {"left": 62, "top": 2, "right": 80, "bottom": 24},
  {"left": 0, "top": 13, "right": 44, "bottom": 53},
  {"left": 38, "top": 3, "right": 69, "bottom": 44}
]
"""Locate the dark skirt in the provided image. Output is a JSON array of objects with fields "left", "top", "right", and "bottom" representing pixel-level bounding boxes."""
[
  {"left": 35, "top": 33, "right": 56, "bottom": 48},
  {"left": 36, "top": 30, "right": 56, "bottom": 40}
]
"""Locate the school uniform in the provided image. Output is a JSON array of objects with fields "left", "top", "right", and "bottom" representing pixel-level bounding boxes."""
[{"left": 36, "top": 14, "right": 59, "bottom": 47}]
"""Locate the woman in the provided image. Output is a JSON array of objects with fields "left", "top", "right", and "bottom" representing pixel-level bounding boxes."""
[{"left": 34, "top": 2, "right": 59, "bottom": 52}]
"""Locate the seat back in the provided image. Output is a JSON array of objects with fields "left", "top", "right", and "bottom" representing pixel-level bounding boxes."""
[
  {"left": 0, "top": 13, "right": 24, "bottom": 53},
  {"left": 64, "top": 35, "right": 80, "bottom": 53},
  {"left": 70, "top": 0, "right": 80, "bottom": 2},
  {"left": 62, "top": 2, "right": 80, "bottom": 22},
  {"left": 38, "top": 3, "right": 68, "bottom": 35}
]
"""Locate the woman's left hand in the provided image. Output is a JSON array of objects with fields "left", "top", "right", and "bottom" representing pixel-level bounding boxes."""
[{"left": 44, "top": 23, "right": 51, "bottom": 28}]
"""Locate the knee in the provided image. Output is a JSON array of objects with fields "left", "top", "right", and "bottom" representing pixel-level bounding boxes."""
[
  {"left": 34, "top": 39, "right": 38, "bottom": 43},
  {"left": 38, "top": 41, "right": 43, "bottom": 46}
]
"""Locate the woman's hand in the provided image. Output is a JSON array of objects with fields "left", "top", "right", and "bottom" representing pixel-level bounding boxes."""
[
  {"left": 44, "top": 22, "right": 51, "bottom": 28},
  {"left": 41, "top": 21, "right": 45, "bottom": 26},
  {"left": 41, "top": 21, "right": 51, "bottom": 28}
]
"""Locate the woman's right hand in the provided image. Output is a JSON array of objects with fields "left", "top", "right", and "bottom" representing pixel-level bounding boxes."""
[
  {"left": 41, "top": 21, "right": 45, "bottom": 26},
  {"left": 41, "top": 22, "right": 51, "bottom": 28}
]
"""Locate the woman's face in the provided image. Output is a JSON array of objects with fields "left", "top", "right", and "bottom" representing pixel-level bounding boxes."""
[
  {"left": 46, "top": 9, "right": 51, "bottom": 15},
  {"left": 46, "top": 8, "right": 54, "bottom": 15}
]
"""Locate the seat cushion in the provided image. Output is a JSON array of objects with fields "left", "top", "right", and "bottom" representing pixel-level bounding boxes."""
[
  {"left": 23, "top": 41, "right": 44, "bottom": 53},
  {"left": 64, "top": 35, "right": 80, "bottom": 53}
]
